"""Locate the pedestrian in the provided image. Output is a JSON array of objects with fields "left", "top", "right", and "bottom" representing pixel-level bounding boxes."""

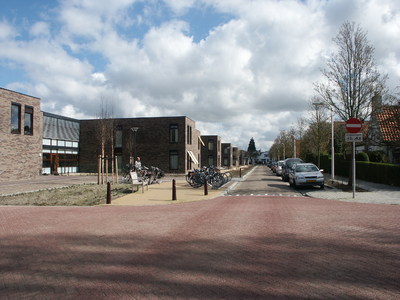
[{"left": 135, "top": 157, "right": 142, "bottom": 173}]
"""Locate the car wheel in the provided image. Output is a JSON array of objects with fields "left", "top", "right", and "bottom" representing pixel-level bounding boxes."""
[
  {"left": 293, "top": 180, "right": 298, "bottom": 189},
  {"left": 289, "top": 178, "right": 293, "bottom": 186},
  {"left": 320, "top": 184, "right": 325, "bottom": 189}
]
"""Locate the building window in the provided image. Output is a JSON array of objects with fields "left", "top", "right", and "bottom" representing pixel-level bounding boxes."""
[
  {"left": 170, "top": 124, "right": 178, "bottom": 143},
  {"left": 224, "top": 158, "right": 228, "bottom": 166},
  {"left": 115, "top": 125, "right": 122, "bottom": 148},
  {"left": 208, "top": 140, "right": 213, "bottom": 151},
  {"left": 170, "top": 150, "right": 179, "bottom": 170},
  {"left": 24, "top": 106, "right": 33, "bottom": 135},
  {"left": 11, "top": 103, "right": 21, "bottom": 134},
  {"left": 187, "top": 125, "right": 192, "bottom": 145},
  {"left": 208, "top": 155, "right": 214, "bottom": 166}
]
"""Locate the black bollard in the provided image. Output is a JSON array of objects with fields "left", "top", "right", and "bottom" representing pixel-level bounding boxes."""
[
  {"left": 172, "top": 179, "right": 177, "bottom": 200},
  {"left": 240, "top": 168, "right": 242, "bottom": 178},
  {"left": 107, "top": 182, "right": 111, "bottom": 204},
  {"left": 204, "top": 177, "right": 208, "bottom": 195}
]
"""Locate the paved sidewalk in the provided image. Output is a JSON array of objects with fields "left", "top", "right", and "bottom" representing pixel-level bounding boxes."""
[
  {"left": 104, "top": 180, "right": 235, "bottom": 206},
  {"left": 306, "top": 174, "right": 400, "bottom": 205}
]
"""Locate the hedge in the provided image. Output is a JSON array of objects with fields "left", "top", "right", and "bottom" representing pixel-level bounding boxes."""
[{"left": 318, "top": 155, "right": 400, "bottom": 187}]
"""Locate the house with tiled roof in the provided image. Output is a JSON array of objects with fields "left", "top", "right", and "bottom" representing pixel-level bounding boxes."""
[{"left": 366, "top": 94, "right": 400, "bottom": 164}]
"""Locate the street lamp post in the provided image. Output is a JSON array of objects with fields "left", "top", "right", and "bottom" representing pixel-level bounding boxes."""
[
  {"left": 312, "top": 102, "right": 324, "bottom": 169},
  {"left": 131, "top": 127, "right": 139, "bottom": 163}
]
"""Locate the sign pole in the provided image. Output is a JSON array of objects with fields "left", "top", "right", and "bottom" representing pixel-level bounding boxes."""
[{"left": 345, "top": 118, "right": 362, "bottom": 199}]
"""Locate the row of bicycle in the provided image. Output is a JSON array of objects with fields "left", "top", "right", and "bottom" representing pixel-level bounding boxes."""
[{"left": 186, "top": 166, "right": 232, "bottom": 189}]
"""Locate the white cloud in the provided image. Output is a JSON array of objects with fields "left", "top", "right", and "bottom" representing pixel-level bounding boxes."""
[{"left": 1, "top": 0, "right": 400, "bottom": 150}]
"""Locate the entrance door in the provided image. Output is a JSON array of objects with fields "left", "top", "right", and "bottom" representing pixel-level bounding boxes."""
[{"left": 51, "top": 154, "right": 58, "bottom": 174}]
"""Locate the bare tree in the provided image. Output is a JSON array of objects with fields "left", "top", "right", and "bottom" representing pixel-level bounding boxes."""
[
  {"left": 314, "top": 21, "right": 388, "bottom": 184},
  {"left": 95, "top": 96, "right": 115, "bottom": 184},
  {"left": 306, "top": 97, "right": 331, "bottom": 168},
  {"left": 314, "top": 21, "right": 388, "bottom": 121}
]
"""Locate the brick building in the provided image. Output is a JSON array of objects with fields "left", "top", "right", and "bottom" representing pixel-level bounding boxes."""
[
  {"left": 0, "top": 88, "right": 43, "bottom": 181},
  {"left": 79, "top": 116, "right": 201, "bottom": 174},
  {"left": 221, "top": 143, "right": 233, "bottom": 167},
  {"left": 200, "top": 135, "right": 222, "bottom": 168}
]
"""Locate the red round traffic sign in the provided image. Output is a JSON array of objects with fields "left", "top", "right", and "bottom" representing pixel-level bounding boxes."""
[{"left": 345, "top": 118, "right": 362, "bottom": 133}]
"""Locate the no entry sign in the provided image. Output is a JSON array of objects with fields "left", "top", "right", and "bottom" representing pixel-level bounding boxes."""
[{"left": 345, "top": 118, "right": 362, "bottom": 133}]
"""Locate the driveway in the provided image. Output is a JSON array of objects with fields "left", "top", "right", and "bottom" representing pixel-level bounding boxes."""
[{"left": 1, "top": 169, "right": 400, "bottom": 299}]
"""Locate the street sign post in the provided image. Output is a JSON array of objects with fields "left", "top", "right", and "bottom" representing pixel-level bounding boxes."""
[
  {"left": 345, "top": 118, "right": 362, "bottom": 199},
  {"left": 345, "top": 118, "right": 363, "bottom": 133}
]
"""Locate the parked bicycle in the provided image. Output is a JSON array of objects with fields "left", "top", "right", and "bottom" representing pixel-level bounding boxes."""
[{"left": 186, "top": 165, "right": 232, "bottom": 189}]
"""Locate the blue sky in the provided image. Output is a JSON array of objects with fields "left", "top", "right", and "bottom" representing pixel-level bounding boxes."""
[{"left": 1, "top": 0, "right": 400, "bottom": 151}]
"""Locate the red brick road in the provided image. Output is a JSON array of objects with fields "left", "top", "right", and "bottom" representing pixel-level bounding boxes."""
[{"left": 1, "top": 196, "right": 399, "bottom": 299}]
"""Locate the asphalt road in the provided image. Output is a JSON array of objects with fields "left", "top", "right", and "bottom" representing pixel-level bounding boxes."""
[{"left": 229, "top": 165, "right": 318, "bottom": 196}]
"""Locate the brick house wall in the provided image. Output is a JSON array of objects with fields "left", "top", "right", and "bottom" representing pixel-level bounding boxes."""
[
  {"left": 200, "top": 135, "right": 222, "bottom": 168},
  {"left": 0, "top": 88, "right": 43, "bottom": 181},
  {"left": 221, "top": 143, "right": 233, "bottom": 167},
  {"left": 79, "top": 116, "right": 200, "bottom": 174}
]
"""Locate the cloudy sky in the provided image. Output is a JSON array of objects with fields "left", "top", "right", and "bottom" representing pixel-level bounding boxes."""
[{"left": 1, "top": 0, "right": 399, "bottom": 150}]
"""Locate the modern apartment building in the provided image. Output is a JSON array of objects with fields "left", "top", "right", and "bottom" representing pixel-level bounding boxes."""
[
  {"left": 0, "top": 88, "right": 43, "bottom": 181},
  {"left": 42, "top": 112, "right": 80, "bottom": 175},
  {"left": 200, "top": 135, "right": 222, "bottom": 168},
  {"left": 79, "top": 116, "right": 201, "bottom": 174},
  {"left": 221, "top": 143, "right": 233, "bottom": 167}
]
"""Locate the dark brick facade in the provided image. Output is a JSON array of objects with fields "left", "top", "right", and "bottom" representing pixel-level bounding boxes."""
[
  {"left": 200, "top": 135, "right": 222, "bottom": 168},
  {"left": 221, "top": 143, "right": 233, "bottom": 167},
  {"left": 0, "top": 88, "right": 43, "bottom": 181},
  {"left": 79, "top": 116, "right": 201, "bottom": 174}
]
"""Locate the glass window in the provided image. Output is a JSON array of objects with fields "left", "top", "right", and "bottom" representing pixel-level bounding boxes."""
[
  {"left": 43, "top": 139, "right": 51, "bottom": 145},
  {"left": 72, "top": 142, "right": 78, "bottom": 148},
  {"left": 11, "top": 103, "right": 21, "bottom": 134},
  {"left": 24, "top": 106, "right": 33, "bottom": 135},
  {"left": 170, "top": 150, "right": 179, "bottom": 170},
  {"left": 208, "top": 140, "right": 213, "bottom": 151},
  {"left": 51, "top": 140, "right": 57, "bottom": 146},
  {"left": 170, "top": 124, "right": 178, "bottom": 143},
  {"left": 115, "top": 126, "right": 122, "bottom": 148},
  {"left": 58, "top": 140, "right": 66, "bottom": 147},
  {"left": 208, "top": 155, "right": 214, "bottom": 166},
  {"left": 224, "top": 158, "right": 228, "bottom": 165},
  {"left": 66, "top": 141, "right": 72, "bottom": 147}
]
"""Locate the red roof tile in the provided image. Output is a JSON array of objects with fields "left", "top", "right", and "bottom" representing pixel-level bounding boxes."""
[{"left": 377, "top": 106, "right": 400, "bottom": 143}]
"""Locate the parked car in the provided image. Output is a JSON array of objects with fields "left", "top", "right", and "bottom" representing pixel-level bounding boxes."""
[
  {"left": 289, "top": 163, "right": 325, "bottom": 189},
  {"left": 276, "top": 160, "right": 285, "bottom": 176},
  {"left": 272, "top": 162, "right": 277, "bottom": 173},
  {"left": 281, "top": 158, "right": 304, "bottom": 182}
]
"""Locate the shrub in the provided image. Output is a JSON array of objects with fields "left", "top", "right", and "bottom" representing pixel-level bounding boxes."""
[
  {"left": 356, "top": 152, "right": 369, "bottom": 162},
  {"left": 367, "top": 151, "right": 390, "bottom": 163}
]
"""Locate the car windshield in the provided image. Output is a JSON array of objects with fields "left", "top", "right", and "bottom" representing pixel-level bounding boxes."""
[
  {"left": 286, "top": 160, "right": 302, "bottom": 168},
  {"left": 296, "top": 165, "right": 319, "bottom": 172},
  {"left": 278, "top": 161, "right": 284, "bottom": 166}
]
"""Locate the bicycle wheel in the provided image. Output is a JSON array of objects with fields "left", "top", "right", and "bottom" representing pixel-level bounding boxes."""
[
  {"left": 224, "top": 171, "right": 232, "bottom": 181},
  {"left": 122, "top": 172, "right": 131, "bottom": 183}
]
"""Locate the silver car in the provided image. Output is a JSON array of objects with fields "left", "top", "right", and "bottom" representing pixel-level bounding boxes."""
[
  {"left": 289, "top": 163, "right": 325, "bottom": 189},
  {"left": 276, "top": 160, "right": 285, "bottom": 176}
]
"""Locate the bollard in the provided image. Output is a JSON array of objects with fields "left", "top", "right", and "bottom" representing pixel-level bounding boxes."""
[
  {"left": 172, "top": 179, "right": 177, "bottom": 200},
  {"left": 107, "top": 182, "right": 111, "bottom": 204},
  {"left": 240, "top": 168, "right": 242, "bottom": 178},
  {"left": 204, "top": 177, "right": 208, "bottom": 195}
]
